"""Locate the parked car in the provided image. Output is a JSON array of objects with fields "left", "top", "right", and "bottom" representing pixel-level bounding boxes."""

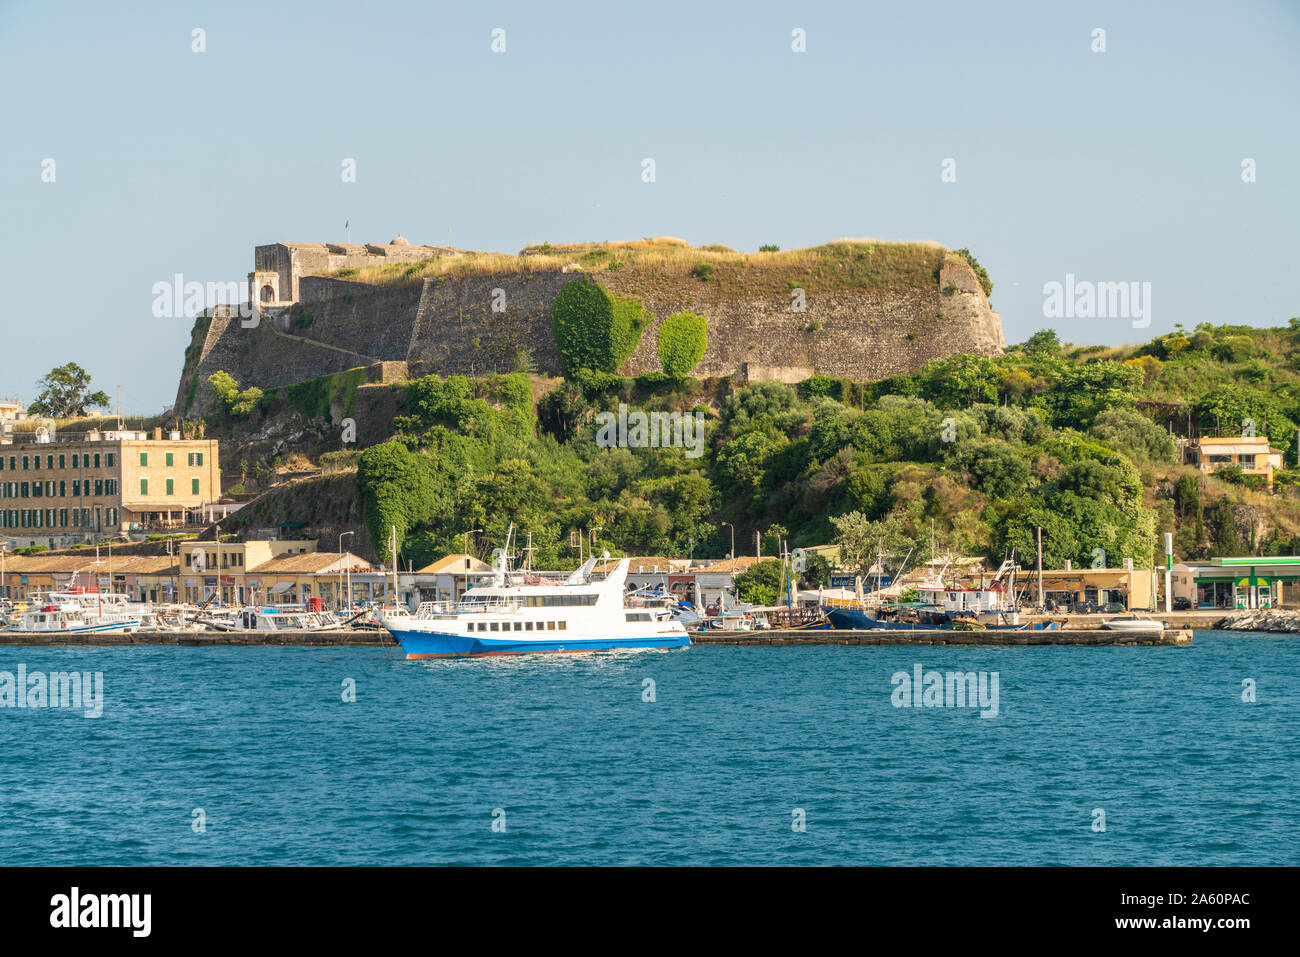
[
  {"left": 1103, "top": 601, "right": 1126, "bottom": 613},
  {"left": 1172, "top": 596, "right": 1191, "bottom": 610}
]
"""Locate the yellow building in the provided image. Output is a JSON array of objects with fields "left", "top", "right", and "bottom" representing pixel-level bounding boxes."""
[
  {"left": 1181, "top": 435, "right": 1284, "bottom": 490},
  {"left": 245, "top": 551, "right": 373, "bottom": 607},
  {"left": 177, "top": 539, "right": 316, "bottom": 605},
  {"left": 1034, "top": 566, "right": 1156, "bottom": 612},
  {"left": 0, "top": 552, "right": 180, "bottom": 603},
  {"left": 0, "top": 428, "right": 220, "bottom": 546}
]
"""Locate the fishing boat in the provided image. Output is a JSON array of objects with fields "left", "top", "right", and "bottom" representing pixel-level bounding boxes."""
[
  {"left": 195, "top": 605, "right": 346, "bottom": 633},
  {"left": 380, "top": 529, "right": 691, "bottom": 658},
  {"left": 1, "top": 589, "right": 142, "bottom": 635}
]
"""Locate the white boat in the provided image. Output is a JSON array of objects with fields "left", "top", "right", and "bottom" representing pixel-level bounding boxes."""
[
  {"left": 379, "top": 535, "right": 691, "bottom": 658},
  {"left": 1102, "top": 615, "right": 1165, "bottom": 634},
  {"left": 1, "top": 590, "right": 141, "bottom": 635},
  {"left": 196, "top": 605, "right": 345, "bottom": 633}
]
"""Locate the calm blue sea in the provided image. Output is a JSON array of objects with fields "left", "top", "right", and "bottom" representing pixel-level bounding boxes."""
[{"left": 0, "top": 631, "right": 1295, "bottom": 866}]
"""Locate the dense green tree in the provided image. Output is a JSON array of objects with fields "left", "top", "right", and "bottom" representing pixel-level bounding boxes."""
[
  {"left": 1023, "top": 329, "right": 1060, "bottom": 355},
  {"left": 28, "top": 362, "right": 110, "bottom": 418},
  {"left": 733, "top": 559, "right": 786, "bottom": 605}
]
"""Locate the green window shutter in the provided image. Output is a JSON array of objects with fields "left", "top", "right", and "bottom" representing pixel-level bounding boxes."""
[
  {"left": 140, "top": 479, "right": 148, "bottom": 495},
  {"left": 166, "top": 478, "right": 174, "bottom": 495},
  {"left": 191, "top": 478, "right": 200, "bottom": 495}
]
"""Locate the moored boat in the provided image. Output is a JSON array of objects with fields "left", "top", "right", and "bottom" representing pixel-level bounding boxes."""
[
  {"left": 0, "top": 591, "right": 141, "bottom": 635},
  {"left": 1101, "top": 615, "right": 1165, "bottom": 634}
]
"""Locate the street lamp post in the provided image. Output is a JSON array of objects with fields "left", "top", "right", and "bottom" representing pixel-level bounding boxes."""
[
  {"left": 720, "top": 522, "right": 735, "bottom": 562},
  {"left": 338, "top": 531, "right": 354, "bottom": 612}
]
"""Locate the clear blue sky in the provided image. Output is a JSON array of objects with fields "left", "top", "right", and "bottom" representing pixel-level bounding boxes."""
[{"left": 2, "top": 0, "right": 1296, "bottom": 413}]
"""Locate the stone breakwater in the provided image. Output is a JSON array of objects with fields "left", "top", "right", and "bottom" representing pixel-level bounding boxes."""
[{"left": 1214, "top": 609, "right": 1300, "bottom": 632}]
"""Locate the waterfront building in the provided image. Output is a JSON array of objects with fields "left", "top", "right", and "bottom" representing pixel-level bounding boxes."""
[
  {"left": 244, "top": 550, "right": 372, "bottom": 607},
  {"left": 0, "top": 427, "right": 221, "bottom": 548},
  {"left": 1034, "top": 563, "right": 1156, "bottom": 611},
  {"left": 1171, "top": 556, "right": 1300, "bottom": 610},
  {"left": 0, "top": 553, "right": 180, "bottom": 603},
  {"left": 410, "top": 553, "right": 495, "bottom": 603},
  {"left": 1180, "top": 435, "right": 1285, "bottom": 491},
  {"left": 1, "top": 540, "right": 375, "bottom": 607},
  {"left": 687, "top": 556, "right": 762, "bottom": 606},
  {"left": 178, "top": 539, "right": 333, "bottom": 605}
]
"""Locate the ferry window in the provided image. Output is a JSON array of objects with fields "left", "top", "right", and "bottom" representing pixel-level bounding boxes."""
[
  {"left": 513, "top": 622, "right": 522, "bottom": 631},
  {"left": 490, "top": 622, "right": 499, "bottom": 631},
  {"left": 558, "top": 621, "right": 567, "bottom": 630},
  {"left": 546, "top": 621, "right": 555, "bottom": 630},
  {"left": 525, "top": 622, "right": 533, "bottom": 630}
]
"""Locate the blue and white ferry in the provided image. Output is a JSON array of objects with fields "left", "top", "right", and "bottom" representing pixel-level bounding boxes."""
[{"left": 380, "top": 552, "right": 692, "bottom": 659}]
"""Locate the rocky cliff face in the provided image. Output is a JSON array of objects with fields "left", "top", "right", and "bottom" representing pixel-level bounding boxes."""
[{"left": 175, "top": 246, "right": 1004, "bottom": 416}]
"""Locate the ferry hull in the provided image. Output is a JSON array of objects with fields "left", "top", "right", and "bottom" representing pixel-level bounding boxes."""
[{"left": 389, "top": 628, "right": 691, "bottom": 659}]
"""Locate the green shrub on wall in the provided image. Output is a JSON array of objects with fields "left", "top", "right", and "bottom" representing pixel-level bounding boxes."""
[
  {"left": 551, "top": 277, "right": 647, "bottom": 375},
  {"left": 658, "top": 310, "right": 708, "bottom": 379}
]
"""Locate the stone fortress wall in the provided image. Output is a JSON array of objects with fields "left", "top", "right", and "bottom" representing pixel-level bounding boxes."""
[{"left": 177, "top": 241, "right": 1005, "bottom": 416}]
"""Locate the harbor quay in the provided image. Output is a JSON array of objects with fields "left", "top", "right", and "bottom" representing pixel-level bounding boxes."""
[{"left": 0, "top": 627, "right": 1192, "bottom": 648}]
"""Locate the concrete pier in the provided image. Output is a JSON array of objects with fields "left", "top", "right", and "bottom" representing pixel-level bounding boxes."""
[
  {"left": 691, "top": 628, "right": 1193, "bottom": 647},
  {"left": 0, "top": 628, "right": 1194, "bottom": 649},
  {"left": 0, "top": 629, "right": 396, "bottom": 647}
]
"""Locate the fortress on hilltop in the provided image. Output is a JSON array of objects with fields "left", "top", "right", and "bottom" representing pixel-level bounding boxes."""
[{"left": 175, "top": 236, "right": 1005, "bottom": 416}]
